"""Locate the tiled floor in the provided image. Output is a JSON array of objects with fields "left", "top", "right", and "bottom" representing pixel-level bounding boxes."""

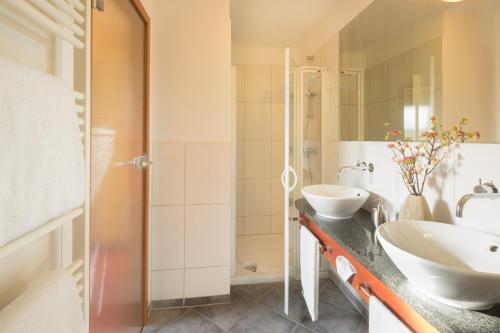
[{"left": 144, "top": 280, "right": 368, "bottom": 333}]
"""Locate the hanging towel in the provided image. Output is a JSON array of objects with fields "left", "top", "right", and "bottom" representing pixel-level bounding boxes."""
[
  {"left": 335, "top": 255, "right": 356, "bottom": 282},
  {"left": 369, "top": 295, "right": 410, "bottom": 333},
  {"left": 0, "top": 58, "right": 84, "bottom": 246},
  {"left": 0, "top": 269, "right": 85, "bottom": 333},
  {"left": 300, "top": 226, "right": 319, "bottom": 322}
]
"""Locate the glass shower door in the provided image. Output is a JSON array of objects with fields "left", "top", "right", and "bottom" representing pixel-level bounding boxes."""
[{"left": 282, "top": 47, "right": 299, "bottom": 315}]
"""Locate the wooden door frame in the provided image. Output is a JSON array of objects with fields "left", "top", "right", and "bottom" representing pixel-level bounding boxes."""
[
  {"left": 129, "top": 0, "right": 151, "bottom": 326},
  {"left": 90, "top": 0, "right": 151, "bottom": 327}
]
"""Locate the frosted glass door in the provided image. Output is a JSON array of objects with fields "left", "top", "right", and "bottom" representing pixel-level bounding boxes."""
[{"left": 282, "top": 47, "right": 299, "bottom": 315}]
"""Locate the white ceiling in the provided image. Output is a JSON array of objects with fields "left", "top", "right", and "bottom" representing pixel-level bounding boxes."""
[{"left": 230, "top": 0, "right": 342, "bottom": 47}]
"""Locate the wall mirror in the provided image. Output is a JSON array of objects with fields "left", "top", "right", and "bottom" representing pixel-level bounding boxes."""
[{"left": 339, "top": 0, "right": 500, "bottom": 143}]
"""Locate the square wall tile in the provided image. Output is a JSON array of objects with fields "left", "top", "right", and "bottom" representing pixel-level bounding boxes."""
[
  {"left": 271, "top": 103, "right": 284, "bottom": 141},
  {"left": 236, "top": 65, "right": 245, "bottom": 102},
  {"left": 185, "top": 143, "right": 231, "bottom": 204},
  {"left": 185, "top": 204, "right": 231, "bottom": 268},
  {"left": 237, "top": 103, "right": 245, "bottom": 140},
  {"left": 271, "top": 141, "right": 284, "bottom": 178},
  {"left": 244, "top": 216, "right": 271, "bottom": 235},
  {"left": 236, "top": 180, "right": 245, "bottom": 217},
  {"left": 245, "top": 65, "right": 271, "bottom": 103},
  {"left": 244, "top": 178, "right": 271, "bottom": 216},
  {"left": 185, "top": 266, "right": 230, "bottom": 298},
  {"left": 271, "top": 215, "right": 284, "bottom": 234},
  {"left": 245, "top": 141, "right": 271, "bottom": 178},
  {"left": 454, "top": 144, "right": 500, "bottom": 235},
  {"left": 152, "top": 142, "right": 185, "bottom": 205},
  {"left": 271, "top": 178, "right": 284, "bottom": 216},
  {"left": 244, "top": 103, "right": 271, "bottom": 140},
  {"left": 152, "top": 269, "right": 184, "bottom": 301},
  {"left": 236, "top": 217, "right": 244, "bottom": 235},
  {"left": 152, "top": 206, "right": 184, "bottom": 270},
  {"left": 237, "top": 141, "right": 245, "bottom": 178},
  {"left": 271, "top": 66, "right": 285, "bottom": 103}
]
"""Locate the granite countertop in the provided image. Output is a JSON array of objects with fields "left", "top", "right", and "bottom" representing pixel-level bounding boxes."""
[{"left": 295, "top": 198, "right": 500, "bottom": 333}]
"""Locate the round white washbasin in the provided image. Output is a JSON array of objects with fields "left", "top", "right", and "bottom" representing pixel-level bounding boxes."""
[
  {"left": 376, "top": 220, "right": 500, "bottom": 310},
  {"left": 301, "top": 184, "right": 369, "bottom": 220}
]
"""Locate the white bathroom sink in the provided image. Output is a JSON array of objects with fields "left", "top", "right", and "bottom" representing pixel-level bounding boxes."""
[
  {"left": 376, "top": 220, "right": 500, "bottom": 310},
  {"left": 301, "top": 184, "right": 369, "bottom": 220}
]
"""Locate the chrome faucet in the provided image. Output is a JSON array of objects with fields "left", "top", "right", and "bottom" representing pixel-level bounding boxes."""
[
  {"left": 456, "top": 179, "right": 500, "bottom": 218},
  {"left": 338, "top": 161, "right": 374, "bottom": 182}
]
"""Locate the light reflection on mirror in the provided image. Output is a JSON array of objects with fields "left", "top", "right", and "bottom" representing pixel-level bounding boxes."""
[{"left": 339, "top": 0, "right": 500, "bottom": 143}]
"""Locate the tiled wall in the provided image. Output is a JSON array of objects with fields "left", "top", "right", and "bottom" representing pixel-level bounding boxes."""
[
  {"left": 236, "top": 65, "right": 285, "bottom": 236},
  {"left": 150, "top": 142, "right": 231, "bottom": 300},
  {"left": 334, "top": 141, "right": 500, "bottom": 236}
]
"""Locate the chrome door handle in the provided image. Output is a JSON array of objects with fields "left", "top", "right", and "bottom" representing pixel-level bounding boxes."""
[
  {"left": 133, "top": 155, "right": 152, "bottom": 170},
  {"left": 116, "top": 155, "right": 152, "bottom": 170}
]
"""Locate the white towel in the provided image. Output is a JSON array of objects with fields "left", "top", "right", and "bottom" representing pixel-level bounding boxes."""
[
  {"left": 0, "top": 269, "right": 85, "bottom": 333},
  {"left": 0, "top": 58, "right": 84, "bottom": 246},
  {"left": 335, "top": 255, "right": 356, "bottom": 282},
  {"left": 369, "top": 296, "right": 410, "bottom": 333},
  {"left": 300, "top": 226, "right": 319, "bottom": 321}
]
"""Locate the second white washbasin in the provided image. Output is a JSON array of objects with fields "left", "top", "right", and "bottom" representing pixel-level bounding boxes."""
[
  {"left": 376, "top": 220, "right": 500, "bottom": 310},
  {"left": 301, "top": 184, "right": 369, "bottom": 220}
]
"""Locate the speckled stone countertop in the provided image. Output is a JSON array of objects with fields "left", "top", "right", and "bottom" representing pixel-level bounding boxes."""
[{"left": 296, "top": 198, "right": 500, "bottom": 333}]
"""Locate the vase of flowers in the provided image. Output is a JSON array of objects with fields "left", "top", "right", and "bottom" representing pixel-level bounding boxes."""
[{"left": 386, "top": 117, "right": 479, "bottom": 221}]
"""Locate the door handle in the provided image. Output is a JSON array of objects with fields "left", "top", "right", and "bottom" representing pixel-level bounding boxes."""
[
  {"left": 281, "top": 165, "right": 298, "bottom": 193},
  {"left": 116, "top": 155, "right": 152, "bottom": 170}
]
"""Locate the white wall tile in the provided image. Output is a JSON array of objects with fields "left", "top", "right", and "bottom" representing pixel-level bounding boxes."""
[
  {"left": 152, "top": 142, "right": 185, "bottom": 205},
  {"left": 184, "top": 266, "right": 230, "bottom": 298},
  {"left": 152, "top": 269, "right": 184, "bottom": 301},
  {"left": 271, "top": 66, "right": 285, "bottom": 103},
  {"left": 244, "top": 103, "right": 271, "bottom": 140},
  {"left": 237, "top": 103, "right": 245, "bottom": 140},
  {"left": 244, "top": 216, "right": 271, "bottom": 235},
  {"left": 244, "top": 141, "right": 271, "bottom": 178},
  {"left": 244, "top": 178, "right": 271, "bottom": 216},
  {"left": 454, "top": 144, "right": 500, "bottom": 235},
  {"left": 185, "top": 204, "right": 230, "bottom": 268},
  {"left": 236, "top": 180, "right": 245, "bottom": 217},
  {"left": 152, "top": 206, "right": 184, "bottom": 270},
  {"left": 236, "top": 217, "right": 244, "bottom": 235},
  {"left": 236, "top": 65, "right": 245, "bottom": 102},
  {"left": 237, "top": 141, "right": 245, "bottom": 179},
  {"left": 271, "top": 215, "right": 284, "bottom": 234},
  {"left": 271, "top": 178, "right": 284, "bottom": 216},
  {"left": 271, "top": 103, "right": 285, "bottom": 140},
  {"left": 185, "top": 143, "right": 231, "bottom": 204},
  {"left": 271, "top": 141, "right": 284, "bottom": 178},
  {"left": 245, "top": 65, "right": 271, "bottom": 103}
]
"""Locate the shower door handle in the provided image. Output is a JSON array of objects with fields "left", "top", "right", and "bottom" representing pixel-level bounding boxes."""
[{"left": 281, "top": 166, "right": 298, "bottom": 192}]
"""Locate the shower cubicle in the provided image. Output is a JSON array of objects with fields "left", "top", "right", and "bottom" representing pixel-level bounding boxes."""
[{"left": 232, "top": 50, "right": 330, "bottom": 306}]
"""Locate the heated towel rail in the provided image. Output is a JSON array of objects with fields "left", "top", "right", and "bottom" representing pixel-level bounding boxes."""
[{"left": 0, "top": 0, "right": 88, "bottom": 322}]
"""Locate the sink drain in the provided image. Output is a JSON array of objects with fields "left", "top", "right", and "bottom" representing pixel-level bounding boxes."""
[{"left": 489, "top": 245, "right": 498, "bottom": 253}]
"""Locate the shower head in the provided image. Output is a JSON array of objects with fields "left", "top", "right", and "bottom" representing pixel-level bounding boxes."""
[{"left": 304, "top": 75, "right": 318, "bottom": 87}]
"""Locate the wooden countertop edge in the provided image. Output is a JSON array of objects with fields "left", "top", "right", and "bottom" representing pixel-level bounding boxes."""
[{"left": 300, "top": 213, "right": 439, "bottom": 333}]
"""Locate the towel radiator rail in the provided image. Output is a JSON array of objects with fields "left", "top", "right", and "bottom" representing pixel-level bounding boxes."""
[{"left": 0, "top": 0, "right": 88, "bottom": 326}]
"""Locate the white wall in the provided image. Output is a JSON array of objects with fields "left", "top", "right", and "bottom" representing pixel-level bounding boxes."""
[{"left": 149, "top": 0, "right": 232, "bottom": 302}]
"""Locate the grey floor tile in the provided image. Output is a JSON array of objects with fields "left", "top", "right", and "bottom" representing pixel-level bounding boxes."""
[
  {"left": 261, "top": 283, "right": 311, "bottom": 323},
  {"left": 194, "top": 293, "right": 255, "bottom": 331},
  {"left": 145, "top": 308, "right": 190, "bottom": 332},
  {"left": 229, "top": 304, "right": 297, "bottom": 333},
  {"left": 231, "top": 283, "right": 278, "bottom": 302},
  {"left": 301, "top": 300, "right": 362, "bottom": 333},
  {"left": 319, "top": 281, "right": 358, "bottom": 313},
  {"left": 357, "top": 319, "right": 368, "bottom": 333},
  {"left": 155, "top": 310, "right": 224, "bottom": 333},
  {"left": 291, "top": 324, "right": 315, "bottom": 333}
]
